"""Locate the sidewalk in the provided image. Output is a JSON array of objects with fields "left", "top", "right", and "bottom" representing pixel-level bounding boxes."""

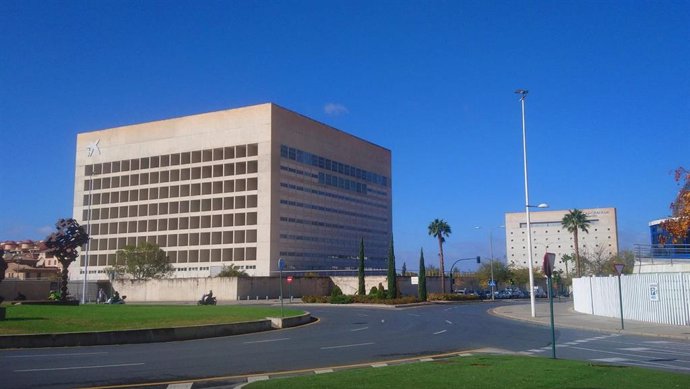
[{"left": 491, "top": 300, "right": 690, "bottom": 340}]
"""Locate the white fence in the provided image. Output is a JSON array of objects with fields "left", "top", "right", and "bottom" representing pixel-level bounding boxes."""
[{"left": 573, "top": 273, "right": 690, "bottom": 326}]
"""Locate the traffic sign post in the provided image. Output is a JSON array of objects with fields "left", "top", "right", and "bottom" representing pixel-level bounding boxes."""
[
  {"left": 614, "top": 263, "right": 625, "bottom": 329},
  {"left": 543, "top": 252, "right": 557, "bottom": 359}
]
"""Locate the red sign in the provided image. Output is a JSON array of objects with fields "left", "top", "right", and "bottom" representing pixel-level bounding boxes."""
[
  {"left": 613, "top": 263, "right": 625, "bottom": 276},
  {"left": 286, "top": 276, "right": 293, "bottom": 284},
  {"left": 543, "top": 252, "right": 556, "bottom": 278}
]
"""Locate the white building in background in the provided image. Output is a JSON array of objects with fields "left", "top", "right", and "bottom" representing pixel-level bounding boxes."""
[
  {"left": 504, "top": 207, "right": 618, "bottom": 274},
  {"left": 70, "top": 103, "right": 392, "bottom": 280}
]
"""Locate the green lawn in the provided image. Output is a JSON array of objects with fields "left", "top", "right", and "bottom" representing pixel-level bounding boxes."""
[
  {"left": 0, "top": 304, "right": 304, "bottom": 335},
  {"left": 247, "top": 355, "right": 690, "bottom": 389}
]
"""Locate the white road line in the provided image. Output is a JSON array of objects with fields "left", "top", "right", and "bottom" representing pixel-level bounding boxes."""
[
  {"left": 528, "top": 349, "right": 544, "bottom": 353},
  {"left": 433, "top": 330, "right": 447, "bottom": 335},
  {"left": 443, "top": 307, "right": 454, "bottom": 311},
  {"left": 351, "top": 327, "right": 369, "bottom": 332},
  {"left": 372, "top": 363, "right": 388, "bottom": 368},
  {"left": 6, "top": 352, "right": 108, "bottom": 358},
  {"left": 568, "top": 345, "right": 690, "bottom": 370},
  {"left": 167, "top": 383, "right": 193, "bottom": 389},
  {"left": 15, "top": 362, "right": 144, "bottom": 373},
  {"left": 619, "top": 347, "right": 651, "bottom": 352},
  {"left": 243, "top": 338, "right": 290, "bottom": 344},
  {"left": 321, "top": 342, "right": 375, "bottom": 350},
  {"left": 315, "top": 369, "right": 334, "bottom": 374},
  {"left": 408, "top": 313, "right": 421, "bottom": 317},
  {"left": 357, "top": 313, "right": 369, "bottom": 317},
  {"left": 644, "top": 341, "right": 673, "bottom": 344},
  {"left": 445, "top": 320, "right": 453, "bottom": 325}
]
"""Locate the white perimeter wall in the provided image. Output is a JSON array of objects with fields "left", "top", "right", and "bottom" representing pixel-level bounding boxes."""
[{"left": 573, "top": 273, "right": 690, "bottom": 326}]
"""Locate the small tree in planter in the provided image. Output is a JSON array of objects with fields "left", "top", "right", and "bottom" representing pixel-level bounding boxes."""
[{"left": 44, "top": 218, "right": 89, "bottom": 302}]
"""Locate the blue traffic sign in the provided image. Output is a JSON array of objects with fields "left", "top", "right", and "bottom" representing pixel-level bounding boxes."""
[
  {"left": 488, "top": 280, "right": 496, "bottom": 287},
  {"left": 278, "top": 258, "right": 285, "bottom": 271}
]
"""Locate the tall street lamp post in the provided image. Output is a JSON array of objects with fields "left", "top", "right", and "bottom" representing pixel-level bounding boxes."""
[
  {"left": 474, "top": 226, "right": 504, "bottom": 301},
  {"left": 516, "top": 88, "right": 550, "bottom": 317}
]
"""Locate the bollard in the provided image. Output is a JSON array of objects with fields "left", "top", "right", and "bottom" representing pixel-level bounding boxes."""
[
  {"left": 265, "top": 296, "right": 268, "bottom": 301},
  {"left": 256, "top": 296, "right": 259, "bottom": 300},
  {"left": 246, "top": 295, "right": 249, "bottom": 301}
]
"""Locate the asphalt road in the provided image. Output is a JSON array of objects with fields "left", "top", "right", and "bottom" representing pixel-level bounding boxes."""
[{"left": 2, "top": 302, "right": 690, "bottom": 388}]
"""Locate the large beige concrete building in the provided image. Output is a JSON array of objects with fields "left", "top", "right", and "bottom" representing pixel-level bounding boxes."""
[
  {"left": 504, "top": 207, "right": 618, "bottom": 274},
  {"left": 70, "top": 103, "right": 392, "bottom": 279}
]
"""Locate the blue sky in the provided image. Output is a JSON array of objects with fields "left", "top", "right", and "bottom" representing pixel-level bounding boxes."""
[{"left": 1, "top": 1, "right": 688, "bottom": 272}]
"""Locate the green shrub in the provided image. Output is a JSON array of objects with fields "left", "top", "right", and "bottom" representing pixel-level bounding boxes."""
[
  {"left": 377, "top": 283, "right": 386, "bottom": 297},
  {"left": 351, "top": 295, "right": 421, "bottom": 305},
  {"left": 301, "top": 295, "right": 329, "bottom": 303},
  {"left": 428, "top": 293, "right": 480, "bottom": 301},
  {"left": 331, "top": 285, "right": 344, "bottom": 297},
  {"left": 369, "top": 286, "right": 379, "bottom": 296},
  {"left": 330, "top": 294, "right": 354, "bottom": 304}
]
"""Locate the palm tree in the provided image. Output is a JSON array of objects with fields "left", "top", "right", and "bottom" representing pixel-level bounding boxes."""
[
  {"left": 561, "top": 253, "right": 573, "bottom": 278},
  {"left": 428, "top": 219, "right": 452, "bottom": 293},
  {"left": 561, "top": 209, "right": 591, "bottom": 278}
]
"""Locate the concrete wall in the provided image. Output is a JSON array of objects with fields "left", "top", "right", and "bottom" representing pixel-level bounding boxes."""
[
  {"left": 0, "top": 280, "right": 57, "bottom": 300},
  {"left": 114, "top": 277, "right": 239, "bottom": 302},
  {"left": 573, "top": 273, "right": 690, "bottom": 326},
  {"left": 110, "top": 275, "right": 455, "bottom": 302}
]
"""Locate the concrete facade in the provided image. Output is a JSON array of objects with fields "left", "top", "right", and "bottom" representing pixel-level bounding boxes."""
[
  {"left": 505, "top": 207, "right": 619, "bottom": 274},
  {"left": 71, "top": 103, "right": 391, "bottom": 279}
]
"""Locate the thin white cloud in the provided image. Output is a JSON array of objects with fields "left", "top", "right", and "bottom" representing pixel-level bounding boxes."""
[
  {"left": 324, "top": 103, "right": 349, "bottom": 116},
  {"left": 36, "top": 225, "right": 53, "bottom": 236}
]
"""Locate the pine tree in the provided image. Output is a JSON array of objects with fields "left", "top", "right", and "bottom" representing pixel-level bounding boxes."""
[
  {"left": 357, "top": 238, "right": 365, "bottom": 295},
  {"left": 387, "top": 237, "right": 397, "bottom": 299},
  {"left": 418, "top": 248, "right": 427, "bottom": 301}
]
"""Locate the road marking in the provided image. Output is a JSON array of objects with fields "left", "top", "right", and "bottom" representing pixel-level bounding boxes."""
[
  {"left": 15, "top": 363, "right": 144, "bottom": 373},
  {"left": 357, "top": 313, "right": 369, "bottom": 317},
  {"left": 433, "top": 330, "right": 447, "bottom": 335},
  {"left": 315, "top": 369, "right": 334, "bottom": 374},
  {"left": 321, "top": 342, "right": 375, "bottom": 350},
  {"left": 372, "top": 363, "right": 388, "bottom": 368},
  {"left": 644, "top": 341, "right": 672, "bottom": 344},
  {"left": 6, "top": 352, "right": 109, "bottom": 358},
  {"left": 247, "top": 376, "right": 269, "bottom": 383},
  {"left": 443, "top": 307, "right": 454, "bottom": 311},
  {"left": 167, "top": 384, "right": 193, "bottom": 389},
  {"left": 528, "top": 349, "right": 544, "bottom": 353},
  {"left": 408, "top": 313, "right": 421, "bottom": 317},
  {"left": 351, "top": 326, "right": 369, "bottom": 332},
  {"left": 445, "top": 320, "right": 453, "bottom": 325},
  {"left": 620, "top": 347, "right": 651, "bottom": 352},
  {"left": 244, "top": 338, "right": 290, "bottom": 344}
]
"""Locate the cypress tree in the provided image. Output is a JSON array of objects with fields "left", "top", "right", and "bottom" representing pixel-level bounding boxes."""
[
  {"left": 419, "top": 248, "right": 427, "bottom": 301},
  {"left": 401, "top": 262, "right": 407, "bottom": 276},
  {"left": 387, "top": 236, "right": 397, "bottom": 298},
  {"left": 357, "top": 238, "right": 365, "bottom": 295}
]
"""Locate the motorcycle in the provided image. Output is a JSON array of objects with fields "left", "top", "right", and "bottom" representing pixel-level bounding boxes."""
[{"left": 197, "top": 296, "right": 217, "bottom": 305}]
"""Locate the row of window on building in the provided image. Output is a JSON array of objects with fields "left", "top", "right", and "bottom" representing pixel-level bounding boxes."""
[
  {"left": 281, "top": 144, "right": 388, "bottom": 187},
  {"left": 81, "top": 246, "right": 258, "bottom": 266},
  {"left": 85, "top": 144, "right": 259, "bottom": 176},
  {"left": 83, "top": 195, "right": 258, "bottom": 221}
]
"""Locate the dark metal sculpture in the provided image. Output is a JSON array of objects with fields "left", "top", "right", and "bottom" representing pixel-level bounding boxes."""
[{"left": 44, "top": 218, "right": 89, "bottom": 302}]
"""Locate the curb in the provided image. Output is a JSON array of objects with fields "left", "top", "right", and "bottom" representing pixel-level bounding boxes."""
[
  {"left": 0, "top": 312, "right": 313, "bottom": 349},
  {"left": 489, "top": 306, "right": 690, "bottom": 341}
]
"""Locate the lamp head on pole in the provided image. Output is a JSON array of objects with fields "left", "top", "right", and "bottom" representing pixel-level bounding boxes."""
[{"left": 515, "top": 89, "right": 528, "bottom": 100}]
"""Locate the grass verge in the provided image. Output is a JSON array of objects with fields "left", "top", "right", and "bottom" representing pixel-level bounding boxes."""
[
  {"left": 0, "top": 305, "right": 304, "bottom": 335},
  {"left": 246, "top": 354, "right": 689, "bottom": 388}
]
